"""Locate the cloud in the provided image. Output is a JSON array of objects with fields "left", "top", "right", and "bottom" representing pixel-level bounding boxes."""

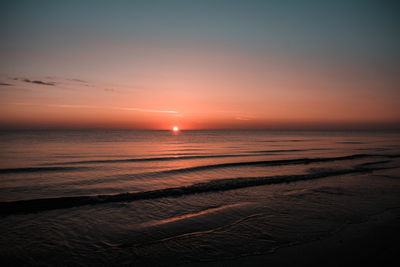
[
  {"left": 235, "top": 113, "right": 256, "bottom": 121},
  {"left": 116, "top": 107, "right": 180, "bottom": 114},
  {"left": 12, "top": 103, "right": 98, "bottom": 109},
  {"left": 11, "top": 77, "right": 56, "bottom": 86},
  {"left": 69, "top": 78, "right": 88, "bottom": 83},
  {"left": 0, "top": 82, "right": 12, "bottom": 86},
  {"left": 235, "top": 116, "right": 251, "bottom": 121},
  {"left": 11, "top": 102, "right": 181, "bottom": 115},
  {"left": 47, "top": 104, "right": 98, "bottom": 109},
  {"left": 22, "top": 78, "right": 55, "bottom": 86}
]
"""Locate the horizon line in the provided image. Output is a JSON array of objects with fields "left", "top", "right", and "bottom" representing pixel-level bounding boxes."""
[{"left": 1, "top": 127, "right": 399, "bottom": 132}]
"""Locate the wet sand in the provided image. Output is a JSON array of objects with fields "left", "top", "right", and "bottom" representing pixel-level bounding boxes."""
[{"left": 179, "top": 207, "right": 400, "bottom": 267}]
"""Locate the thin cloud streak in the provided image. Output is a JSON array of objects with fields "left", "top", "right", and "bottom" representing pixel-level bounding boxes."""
[
  {"left": 47, "top": 104, "right": 98, "bottom": 109},
  {"left": 68, "top": 78, "right": 88, "bottom": 83},
  {"left": 115, "top": 107, "right": 179, "bottom": 114},
  {"left": 11, "top": 102, "right": 180, "bottom": 115}
]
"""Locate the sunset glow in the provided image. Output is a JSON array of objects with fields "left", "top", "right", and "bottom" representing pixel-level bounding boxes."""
[
  {"left": 1, "top": 2, "right": 400, "bottom": 266},
  {"left": 0, "top": 1, "right": 399, "bottom": 130}
]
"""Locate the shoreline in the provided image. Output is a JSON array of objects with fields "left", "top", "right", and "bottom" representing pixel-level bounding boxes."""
[{"left": 179, "top": 207, "right": 400, "bottom": 267}]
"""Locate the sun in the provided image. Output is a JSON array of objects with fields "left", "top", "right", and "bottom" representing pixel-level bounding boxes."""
[{"left": 173, "top": 126, "right": 179, "bottom": 132}]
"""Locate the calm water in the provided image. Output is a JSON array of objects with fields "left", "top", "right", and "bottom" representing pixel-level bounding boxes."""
[{"left": 1, "top": 130, "right": 400, "bottom": 266}]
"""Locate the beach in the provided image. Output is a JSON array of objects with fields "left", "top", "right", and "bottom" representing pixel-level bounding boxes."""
[
  {"left": 180, "top": 206, "right": 400, "bottom": 267},
  {"left": 1, "top": 130, "right": 399, "bottom": 266},
  {"left": 2, "top": 1, "right": 400, "bottom": 265}
]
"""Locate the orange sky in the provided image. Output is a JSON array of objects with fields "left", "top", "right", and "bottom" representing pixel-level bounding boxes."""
[
  {"left": 1, "top": 56, "right": 399, "bottom": 130},
  {"left": 1, "top": 1, "right": 399, "bottom": 130}
]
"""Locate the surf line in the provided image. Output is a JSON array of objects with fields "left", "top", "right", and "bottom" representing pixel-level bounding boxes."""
[{"left": 0, "top": 165, "right": 392, "bottom": 216}]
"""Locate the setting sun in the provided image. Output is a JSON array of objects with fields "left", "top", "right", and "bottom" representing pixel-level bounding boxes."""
[{"left": 173, "top": 126, "right": 179, "bottom": 132}]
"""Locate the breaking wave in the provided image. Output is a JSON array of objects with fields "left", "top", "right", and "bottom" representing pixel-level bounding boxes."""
[{"left": 0, "top": 159, "right": 392, "bottom": 216}]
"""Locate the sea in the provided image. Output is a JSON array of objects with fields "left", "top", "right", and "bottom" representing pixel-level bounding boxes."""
[{"left": 0, "top": 130, "right": 399, "bottom": 266}]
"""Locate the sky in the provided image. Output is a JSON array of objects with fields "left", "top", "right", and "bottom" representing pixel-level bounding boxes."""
[{"left": 1, "top": 0, "right": 399, "bottom": 130}]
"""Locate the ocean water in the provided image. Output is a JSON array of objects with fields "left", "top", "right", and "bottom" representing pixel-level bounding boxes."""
[{"left": 0, "top": 130, "right": 399, "bottom": 266}]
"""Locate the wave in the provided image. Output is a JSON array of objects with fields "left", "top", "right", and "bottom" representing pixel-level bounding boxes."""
[
  {"left": 42, "top": 149, "right": 328, "bottom": 166},
  {"left": 43, "top": 154, "right": 242, "bottom": 165},
  {"left": 256, "top": 139, "right": 318, "bottom": 143},
  {"left": 356, "top": 160, "right": 392, "bottom": 167},
  {"left": 337, "top": 141, "right": 364, "bottom": 144},
  {"left": 356, "top": 147, "right": 390, "bottom": 152},
  {"left": 0, "top": 162, "right": 392, "bottom": 216},
  {"left": 13, "top": 153, "right": 398, "bottom": 189},
  {"left": 1, "top": 153, "right": 377, "bottom": 175},
  {"left": 66, "top": 154, "right": 378, "bottom": 186},
  {"left": 142, "top": 203, "right": 246, "bottom": 227},
  {"left": 153, "top": 154, "right": 378, "bottom": 175},
  {"left": 0, "top": 166, "right": 88, "bottom": 174},
  {"left": 251, "top": 148, "right": 328, "bottom": 153}
]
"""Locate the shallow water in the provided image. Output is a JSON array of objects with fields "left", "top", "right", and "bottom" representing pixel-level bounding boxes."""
[{"left": 0, "top": 130, "right": 400, "bottom": 266}]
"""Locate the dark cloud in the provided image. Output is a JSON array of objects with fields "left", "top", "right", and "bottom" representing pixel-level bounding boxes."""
[
  {"left": 22, "top": 78, "right": 55, "bottom": 86},
  {"left": 69, "top": 78, "right": 88, "bottom": 83},
  {"left": 0, "top": 82, "right": 12, "bottom": 86}
]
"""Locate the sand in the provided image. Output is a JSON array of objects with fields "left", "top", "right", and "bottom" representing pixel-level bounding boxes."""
[{"left": 179, "top": 207, "right": 400, "bottom": 267}]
